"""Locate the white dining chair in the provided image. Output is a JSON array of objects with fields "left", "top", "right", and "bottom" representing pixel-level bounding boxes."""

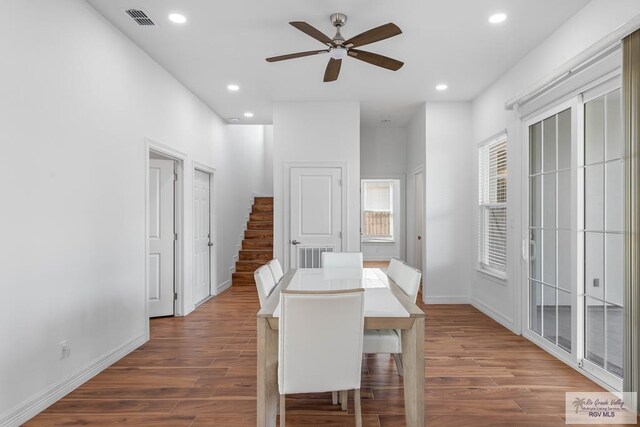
[
  {"left": 363, "top": 260, "right": 422, "bottom": 376},
  {"left": 386, "top": 257, "right": 403, "bottom": 283},
  {"left": 254, "top": 265, "right": 276, "bottom": 307},
  {"left": 267, "top": 258, "right": 284, "bottom": 284},
  {"left": 278, "top": 289, "right": 365, "bottom": 427},
  {"left": 392, "top": 260, "right": 422, "bottom": 304},
  {"left": 321, "top": 252, "right": 363, "bottom": 268}
]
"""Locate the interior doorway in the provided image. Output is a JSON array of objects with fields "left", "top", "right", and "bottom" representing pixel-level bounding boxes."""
[{"left": 148, "top": 150, "right": 178, "bottom": 317}]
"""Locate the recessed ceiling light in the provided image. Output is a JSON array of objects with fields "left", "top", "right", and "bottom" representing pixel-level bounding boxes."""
[
  {"left": 244, "top": 112, "right": 254, "bottom": 118},
  {"left": 168, "top": 13, "right": 187, "bottom": 24},
  {"left": 488, "top": 13, "right": 507, "bottom": 24},
  {"left": 436, "top": 84, "right": 448, "bottom": 91},
  {"left": 227, "top": 84, "right": 240, "bottom": 92},
  {"left": 229, "top": 118, "right": 240, "bottom": 122}
]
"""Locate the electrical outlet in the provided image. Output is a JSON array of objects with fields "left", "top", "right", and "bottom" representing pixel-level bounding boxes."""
[
  {"left": 60, "top": 341, "right": 71, "bottom": 360},
  {"left": 593, "top": 278, "right": 600, "bottom": 288}
]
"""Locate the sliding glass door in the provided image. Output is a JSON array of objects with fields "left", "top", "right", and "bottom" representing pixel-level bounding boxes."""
[{"left": 525, "top": 82, "right": 624, "bottom": 391}]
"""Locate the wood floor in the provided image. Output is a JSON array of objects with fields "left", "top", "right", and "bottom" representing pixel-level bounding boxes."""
[{"left": 28, "top": 271, "right": 609, "bottom": 426}]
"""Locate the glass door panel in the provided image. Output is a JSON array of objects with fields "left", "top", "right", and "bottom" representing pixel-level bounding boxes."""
[
  {"left": 582, "top": 88, "right": 624, "bottom": 382},
  {"left": 528, "top": 107, "right": 572, "bottom": 353}
]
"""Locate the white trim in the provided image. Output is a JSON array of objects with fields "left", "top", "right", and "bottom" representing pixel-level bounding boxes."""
[
  {"left": 506, "top": 12, "right": 640, "bottom": 110},
  {"left": 475, "top": 267, "right": 508, "bottom": 284},
  {"left": 478, "top": 130, "right": 508, "bottom": 148},
  {"left": 422, "top": 295, "right": 469, "bottom": 305},
  {"left": 145, "top": 139, "right": 186, "bottom": 318},
  {"left": 217, "top": 279, "right": 232, "bottom": 294},
  {"left": 471, "top": 298, "right": 516, "bottom": 332},
  {"left": 0, "top": 333, "right": 148, "bottom": 427}
]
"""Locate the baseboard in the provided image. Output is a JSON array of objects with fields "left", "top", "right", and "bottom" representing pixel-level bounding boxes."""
[
  {"left": 422, "top": 295, "right": 469, "bottom": 304},
  {"left": 471, "top": 298, "right": 516, "bottom": 333},
  {"left": 217, "top": 280, "right": 231, "bottom": 293},
  {"left": 1, "top": 333, "right": 148, "bottom": 427}
]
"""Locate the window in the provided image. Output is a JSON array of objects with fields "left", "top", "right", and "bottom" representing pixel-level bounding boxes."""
[
  {"left": 478, "top": 135, "right": 507, "bottom": 276},
  {"left": 361, "top": 180, "right": 394, "bottom": 242}
]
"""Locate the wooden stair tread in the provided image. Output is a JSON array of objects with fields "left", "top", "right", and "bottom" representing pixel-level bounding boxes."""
[{"left": 254, "top": 196, "right": 273, "bottom": 205}]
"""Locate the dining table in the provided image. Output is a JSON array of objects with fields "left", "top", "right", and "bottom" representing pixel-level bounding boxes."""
[{"left": 256, "top": 267, "right": 426, "bottom": 426}]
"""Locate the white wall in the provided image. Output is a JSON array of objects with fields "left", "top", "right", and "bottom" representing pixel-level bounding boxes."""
[
  {"left": 405, "top": 105, "right": 427, "bottom": 272},
  {"left": 471, "top": 0, "right": 640, "bottom": 331},
  {"left": 272, "top": 102, "right": 360, "bottom": 270},
  {"left": 262, "top": 125, "right": 274, "bottom": 195},
  {"left": 0, "top": 1, "right": 265, "bottom": 424},
  {"left": 423, "top": 103, "right": 474, "bottom": 304},
  {"left": 361, "top": 127, "right": 407, "bottom": 261}
]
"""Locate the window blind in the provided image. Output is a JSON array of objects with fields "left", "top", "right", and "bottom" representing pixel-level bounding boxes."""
[{"left": 478, "top": 136, "right": 507, "bottom": 273}]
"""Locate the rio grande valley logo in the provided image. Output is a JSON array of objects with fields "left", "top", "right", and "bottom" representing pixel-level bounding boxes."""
[{"left": 566, "top": 392, "right": 637, "bottom": 424}]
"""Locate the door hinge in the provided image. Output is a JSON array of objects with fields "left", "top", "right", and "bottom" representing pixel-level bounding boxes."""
[
  {"left": 338, "top": 231, "right": 342, "bottom": 238},
  {"left": 173, "top": 292, "right": 178, "bottom": 301},
  {"left": 338, "top": 179, "right": 342, "bottom": 187},
  {"left": 174, "top": 232, "right": 178, "bottom": 241}
]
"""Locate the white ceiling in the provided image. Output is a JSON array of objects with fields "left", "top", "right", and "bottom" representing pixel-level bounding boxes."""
[{"left": 86, "top": 0, "right": 590, "bottom": 127}]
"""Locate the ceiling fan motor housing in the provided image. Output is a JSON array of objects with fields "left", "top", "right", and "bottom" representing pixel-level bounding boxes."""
[{"left": 330, "top": 13, "right": 347, "bottom": 28}]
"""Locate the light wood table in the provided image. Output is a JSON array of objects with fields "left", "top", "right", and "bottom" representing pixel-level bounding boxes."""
[{"left": 257, "top": 268, "right": 425, "bottom": 426}]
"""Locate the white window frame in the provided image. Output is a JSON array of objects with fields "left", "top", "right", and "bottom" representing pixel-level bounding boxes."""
[
  {"left": 361, "top": 179, "right": 394, "bottom": 242},
  {"left": 478, "top": 134, "right": 508, "bottom": 280}
]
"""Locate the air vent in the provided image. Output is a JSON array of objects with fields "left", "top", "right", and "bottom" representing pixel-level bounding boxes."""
[{"left": 125, "top": 9, "right": 156, "bottom": 26}]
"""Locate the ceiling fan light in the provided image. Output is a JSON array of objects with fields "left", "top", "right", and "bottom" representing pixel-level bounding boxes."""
[{"left": 330, "top": 47, "right": 348, "bottom": 60}]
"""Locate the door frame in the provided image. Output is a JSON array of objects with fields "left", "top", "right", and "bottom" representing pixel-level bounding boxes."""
[
  {"left": 283, "top": 162, "right": 347, "bottom": 271},
  {"left": 145, "top": 139, "right": 186, "bottom": 327},
  {"left": 192, "top": 161, "right": 217, "bottom": 303}
]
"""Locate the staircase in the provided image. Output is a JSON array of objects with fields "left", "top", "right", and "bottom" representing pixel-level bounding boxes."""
[{"left": 232, "top": 197, "right": 273, "bottom": 286}]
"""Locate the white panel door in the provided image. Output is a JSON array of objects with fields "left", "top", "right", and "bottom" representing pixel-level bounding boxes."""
[
  {"left": 290, "top": 167, "right": 342, "bottom": 268},
  {"left": 193, "top": 170, "right": 211, "bottom": 305},
  {"left": 148, "top": 159, "right": 175, "bottom": 317},
  {"left": 415, "top": 171, "right": 424, "bottom": 275}
]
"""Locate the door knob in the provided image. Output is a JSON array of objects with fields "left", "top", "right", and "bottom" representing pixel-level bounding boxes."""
[
  {"left": 417, "top": 236, "right": 422, "bottom": 240},
  {"left": 291, "top": 240, "right": 301, "bottom": 245}
]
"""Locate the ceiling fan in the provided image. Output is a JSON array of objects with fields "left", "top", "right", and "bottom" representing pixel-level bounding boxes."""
[{"left": 266, "top": 13, "right": 404, "bottom": 82}]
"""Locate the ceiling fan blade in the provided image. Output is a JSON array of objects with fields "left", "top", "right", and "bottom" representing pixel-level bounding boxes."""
[
  {"left": 266, "top": 49, "right": 329, "bottom": 62},
  {"left": 323, "top": 58, "right": 342, "bottom": 82},
  {"left": 290, "top": 21, "right": 336, "bottom": 47},
  {"left": 348, "top": 49, "right": 404, "bottom": 71},
  {"left": 343, "top": 23, "right": 402, "bottom": 48}
]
